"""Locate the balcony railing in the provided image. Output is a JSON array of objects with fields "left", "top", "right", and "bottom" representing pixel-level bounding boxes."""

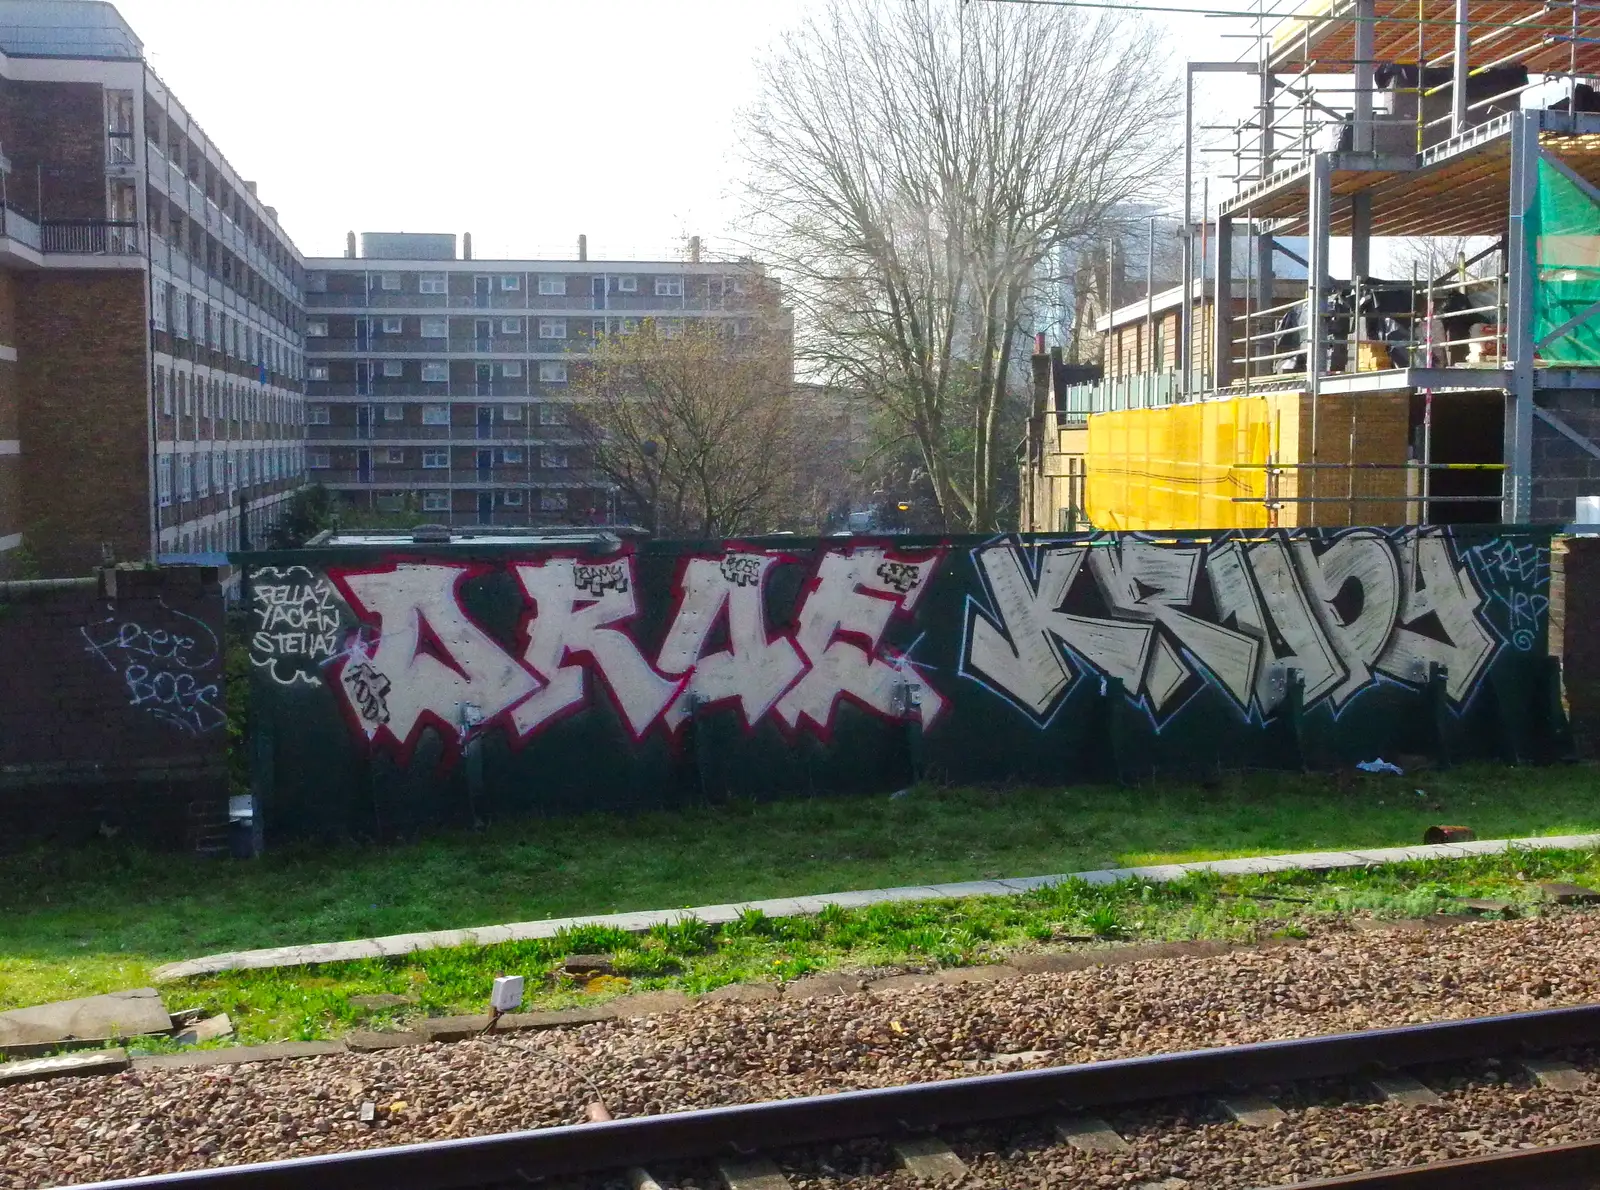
[
  {"left": 0, "top": 205, "right": 41, "bottom": 252},
  {"left": 306, "top": 424, "right": 541, "bottom": 442},
  {"left": 40, "top": 220, "right": 141, "bottom": 255}
]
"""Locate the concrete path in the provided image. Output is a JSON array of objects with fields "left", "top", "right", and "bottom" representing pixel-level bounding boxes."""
[{"left": 151, "top": 833, "right": 1600, "bottom": 982}]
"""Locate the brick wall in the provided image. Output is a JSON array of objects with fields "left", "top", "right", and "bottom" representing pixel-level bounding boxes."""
[
  {"left": 0, "top": 78, "right": 106, "bottom": 221},
  {"left": 16, "top": 270, "right": 151, "bottom": 576},
  {"left": 0, "top": 566, "right": 229, "bottom": 853},
  {"left": 0, "top": 266, "right": 18, "bottom": 577},
  {"left": 1550, "top": 536, "right": 1600, "bottom": 758}
]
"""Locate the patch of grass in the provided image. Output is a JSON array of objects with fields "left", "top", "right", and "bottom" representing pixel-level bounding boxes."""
[
  {"left": 136, "top": 848, "right": 1600, "bottom": 1045},
  {"left": 2, "top": 763, "right": 1598, "bottom": 1020}
]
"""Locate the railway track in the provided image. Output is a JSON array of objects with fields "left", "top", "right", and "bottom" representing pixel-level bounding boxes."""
[{"left": 68, "top": 1003, "right": 1600, "bottom": 1190}]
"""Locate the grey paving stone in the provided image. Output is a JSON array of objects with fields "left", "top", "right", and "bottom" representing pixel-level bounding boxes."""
[
  {"left": 345, "top": 1029, "right": 424, "bottom": 1053},
  {"left": 0, "top": 1048, "right": 129, "bottom": 1085},
  {"left": 923, "top": 881, "right": 1014, "bottom": 899},
  {"left": 0, "top": 988, "right": 170, "bottom": 1047},
  {"left": 131, "top": 1041, "right": 342, "bottom": 1070},
  {"left": 702, "top": 982, "right": 781, "bottom": 1003}
]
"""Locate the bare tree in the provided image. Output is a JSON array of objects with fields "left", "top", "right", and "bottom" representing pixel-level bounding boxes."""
[
  {"left": 1381, "top": 235, "right": 1500, "bottom": 283},
  {"left": 574, "top": 313, "right": 801, "bottom": 539},
  {"left": 741, "top": 0, "right": 1178, "bottom": 531}
]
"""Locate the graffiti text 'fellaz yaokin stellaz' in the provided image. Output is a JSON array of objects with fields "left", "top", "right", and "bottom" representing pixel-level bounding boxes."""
[{"left": 247, "top": 529, "right": 1545, "bottom": 762}]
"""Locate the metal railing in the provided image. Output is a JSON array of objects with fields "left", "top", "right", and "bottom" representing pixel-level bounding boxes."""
[
  {"left": 39, "top": 219, "right": 141, "bottom": 255},
  {"left": 0, "top": 205, "right": 41, "bottom": 252},
  {"left": 1059, "top": 372, "right": 1179, "bottom": 418}
]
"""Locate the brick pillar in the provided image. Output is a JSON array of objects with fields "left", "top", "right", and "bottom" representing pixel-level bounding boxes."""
[{"left": 1550, "top": 536, "right": 1600, "bottom": 757}]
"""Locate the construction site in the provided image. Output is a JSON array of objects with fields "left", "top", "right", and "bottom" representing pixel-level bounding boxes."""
[{"left": 1023, "top": 0, "right": 1600, "bottom": 534}]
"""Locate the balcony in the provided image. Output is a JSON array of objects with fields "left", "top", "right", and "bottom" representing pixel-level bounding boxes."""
[
  {"left": 306, "top": 424, "right": 538, "bottom": 442},
  {"left": 40, "top": 220, "right": 141, "bottom": 255},
  {"left": 1, "top": 206, "right": 41, "bottom": 253}
]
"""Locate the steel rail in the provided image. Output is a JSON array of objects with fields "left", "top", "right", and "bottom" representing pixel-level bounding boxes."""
[
  {"left": 1277, "top": 1138, "right": 1600, "bottom": 1189},
  {"left": 69, "top": 1003, "right": 1600, "bottom": 1190}
]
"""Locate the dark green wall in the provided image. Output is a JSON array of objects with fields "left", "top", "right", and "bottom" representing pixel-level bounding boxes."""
[{"left": 238, "top": 527, "right": 1561, "bottom": 842}]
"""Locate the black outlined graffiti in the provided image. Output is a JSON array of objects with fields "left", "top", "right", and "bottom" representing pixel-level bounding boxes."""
[
  {"left": 250, "top": 565, "right": 348, "bottom": 685},
  {"left": 961, "top": 529, "right": 1501, "bottom": 726}
]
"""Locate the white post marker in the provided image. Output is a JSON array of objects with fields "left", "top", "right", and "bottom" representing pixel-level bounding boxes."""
[{"left": 485, "top": 974, "right": 525, "bottom": 1033}]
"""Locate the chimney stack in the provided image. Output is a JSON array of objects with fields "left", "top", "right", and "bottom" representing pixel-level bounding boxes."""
[
  {"left": 578, "top": 234, "right": 588, "bottom": 262},
  {"left": 689, "top": 235, "right": 702, "bottom": 263},
  {"left": 462, "top": 232, "right": 472, "bottom": 260},
  {"left": 345, "top": 230, "right": 356, "bottom": 259}
]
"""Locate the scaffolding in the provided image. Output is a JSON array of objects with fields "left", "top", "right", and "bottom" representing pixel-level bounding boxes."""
[{"left": 1173, "top": 0, "right": 1600, "bottom": 526}]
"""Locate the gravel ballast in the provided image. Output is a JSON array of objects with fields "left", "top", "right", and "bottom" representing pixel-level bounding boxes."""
[{"left": 5, "top": 912, "right": 1600, "bottom": 1189}]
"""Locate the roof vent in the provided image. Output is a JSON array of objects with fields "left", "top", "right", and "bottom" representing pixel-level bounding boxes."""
[{"left": 411, "top": 523, "right": 452, "bottom": 544}]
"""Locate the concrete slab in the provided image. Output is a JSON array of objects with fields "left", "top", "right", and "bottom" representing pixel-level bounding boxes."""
[
  {"left": 131, "top": 1041, "right": 342, "bottom": 1070},
  {"left": 702, "top": 982, "right": 781, "bottom": 1004},
  {"left": 718, "top": 1158, "right": 792, "bottom": 1189},
  {"left": 1055, "top": 1114, "right": 1130, "bottom": 1153},
  {"left": 1222, "top": 1094, "right": 1286, "bottom": 1128},
  {"left": 924, "top": 881, "right": 1015, "bottom": 899},
  {"left": 893, "top": 1136, "right": 967, "bottom": 1178},
  {"left": 346, "top": 1030, "right": 425, "bottom": 1053},
  {"left": 0, "top": 988, "right": 170, "bottom": 1047},
  {"left": 1372, "top": 1074, "right": 1440, "bottom": 1106},
  {"left": 174, "top": 1013, "right": 233, "bottom": 1046},
  {"left": 1522, "top": 1057, "right": 1589, "bottom": 1091},
  {"left": 611, "top": 991, "right": 692, "bottom": 1018},
  {"left": 0, "top": 1048, "right": 129, "bottom": 1085}
]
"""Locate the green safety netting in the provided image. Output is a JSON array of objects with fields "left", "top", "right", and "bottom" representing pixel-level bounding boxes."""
[{"left": 1533, "top": 157, "right": 1600, "bottom": 364}]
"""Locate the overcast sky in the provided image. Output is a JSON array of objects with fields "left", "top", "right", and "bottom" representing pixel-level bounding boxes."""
[{"left": 109, "top": 0, "right": 1259, "bottom": 262}]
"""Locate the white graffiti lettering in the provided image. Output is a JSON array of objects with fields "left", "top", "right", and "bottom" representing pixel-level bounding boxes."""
[
  {"left": 512, "top": 557, "right": 682, "bottom": 739},
  {"left": 81, "top": 600, "right": 225, "bottom": 734},
  {"left": 963, "top": 530, "right": 1502, "bottom": 724},
  {"left": 250, "top": 565, "right": 347, "bottom": 685},
  {"left": 775, "top": 549, "right": 944, "bottom": 730},
  {"left": 335, "top": 563, "right": 539, "bottom": 747},
  {"left": 657, "top": 553, "right": 805, "bottom": 728}
]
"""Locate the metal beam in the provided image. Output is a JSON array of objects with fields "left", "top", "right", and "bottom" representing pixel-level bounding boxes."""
[
  {"left": 1505, "top": 111, "right": 1540, "bottom": 524},
  {"left": 1535, "top": 406, "right": 1600, "bottom": 462},
  {"left": 1353, "top": 0, "right": 1375, "bottom": 152},
  {"left": 1307, "top": 154, "right": 1332, "bottom": 524},
  {"left": 1451, "top": 0, "right": 1470, "bottom": 138},
  {"left": 1214, "top": 213, "right": 1233, "bottom": 391}
]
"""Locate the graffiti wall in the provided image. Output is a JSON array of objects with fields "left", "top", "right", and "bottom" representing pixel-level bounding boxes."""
[
  {"left": 0, "top": 566, "right": 230, "bottom": 853},
  {"left": 243, "top": 528, "right": 1562, "bottom": 840}
]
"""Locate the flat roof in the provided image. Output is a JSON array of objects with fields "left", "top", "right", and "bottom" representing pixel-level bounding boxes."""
[{"left": 0, "top": 0, "right": 139, "bottom": 58}]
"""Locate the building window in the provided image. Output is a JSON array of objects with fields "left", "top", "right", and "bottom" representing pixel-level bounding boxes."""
[
  {"left": 306, "top": 319, "right": 328, "bottom": 337},
  {"left": 591, "top": 318, "right": 607, "bottom": 338},
  {"left": 540, "top": 491, "right": 568, "bottom": 512},
  {"left": 383, "top": 360, "right": 404, "bottom": 377},
  {"left": 156, "top": 366, "right": 169, "bottom": 415},
  {"left": 212, "top": 453, "right": 224, "bottom": 490},
  {"left": 422, "top": 361, "right": 448, "bottom": 382},
  {"left": 152, "top": 285, "right": 168, "bottom": 332},
  {"left": 660, "top": 318, "right": 684, "bottom": 338},
  {"left": 501, "top": 361, "right": 522, "bottom": 377},
  {"left": 422, "top": 404, "right": 449, "bottom": 425},
  {"left": 539, "top": 403, "right": 569, "bottom": 426},
  {"left": 537, "top": 275, "right": 565, "bottom": 296},
  {"left": 308, "top": 364, "right": 329, "bottom": 381},
  {"left": 423, "top": 449, "right": 449, "bottom": 469},
  {"left": 381, "top": 317, "right": 403, "bottom": 334},
  {"left": 502, "top": 404, "right": 523, "bottom": 420},
  {"left": 385, "top": 448, "right": 405, "bottom": 463},
  {"left": 617, "top": 276, "right": 638, "bottom": 293},
  {"left": 503, "top": 490, "right": 524, "bottom": 506},
  {"left": 538, "top": 361, "right": 567, "bottom": 383},
  {"left": 500, "top": 318, "right": 521, "bottom": 334},
  {"left": 383, "top": 404, "right": 405, "bottom": 421},
  {"left": 309, "top": 450, "right": 330, "bottom": 469},
  {"left": 538, "top": 319, "right": 567, "bottom": 339},
  {"left": 379, "top": 273, "right": 401, "bottom": 291},
  {"left": 308, "top": 404, "right": 331, "bottom": 424},
  {"left": 502, "top": 447, "right": 524, "bottom": 463},
  {"left": 542, "top": 448, "right": 568, "bottom": 469},
  {"left": 306, "top": 271, "right": 328, "bottom": 293},
  {"left": 500, "top": 274, "right": 520, "bottom": 291},
  {"left": 157, "top": 455, "right": 172, "bottom": 506},
  {"left": 423, "top": 491, "right": 449, "bottom": 511},
  {"left": 655, "top": 277, "right": 683, "bottom": 297},
  {"left": 196, "top": 452, "right": 210, "bottom": 497},
  {"left": 421, "top": 317, "right": 448, "bottom": 338},
  {"left": 419, "top": 273, "right": 446, "bottom": 294}
]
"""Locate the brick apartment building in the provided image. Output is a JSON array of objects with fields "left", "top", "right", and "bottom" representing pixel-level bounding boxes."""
[
  {"left": 304, "top": 234, "right": 786, "bottom": 525},
  {"left": 0, "top": 0, "right": 305, "bottom": 576}
]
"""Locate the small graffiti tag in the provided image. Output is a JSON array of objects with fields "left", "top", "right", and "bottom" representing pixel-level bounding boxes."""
[
  {"left": 719, "top": 555, "right": 764, "bottom": 588},
  {"left": 250, "top": 566, "right": 348, "bottom": 685},
  {"left": 341, "top": 662, "right": 392, "bottom": 727},
  {"left": 574, "top": 562, "right": 629, "bottom": 596},
  {"left": 876, "top": 560, "right": 924, "bottom": 595},
  {"left": 81, "top": 601, "right": 224, "bottom": 734}
]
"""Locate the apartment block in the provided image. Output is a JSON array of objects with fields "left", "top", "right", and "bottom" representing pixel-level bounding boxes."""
[
  {"left": 303, "top": 234, "right": 785, "bottom": 526},
  {"left": 0, "top": 0, "right": 305, "bottom": 575}
]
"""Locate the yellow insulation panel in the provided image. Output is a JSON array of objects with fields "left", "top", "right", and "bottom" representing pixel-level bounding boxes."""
[{"left": 1084, "top": 396, "right": 1278, "bottom": 532}]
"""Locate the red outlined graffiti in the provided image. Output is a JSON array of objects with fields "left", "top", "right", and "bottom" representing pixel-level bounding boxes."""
[
  {"left": 327, "top": 561, "right": 539, "bottom": 758},
  {"left": 510, "top": 554, "right": 685, "bottom": 741},
  {"left": 320, "top": 543, "right": 946, "bottom": 757}
]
